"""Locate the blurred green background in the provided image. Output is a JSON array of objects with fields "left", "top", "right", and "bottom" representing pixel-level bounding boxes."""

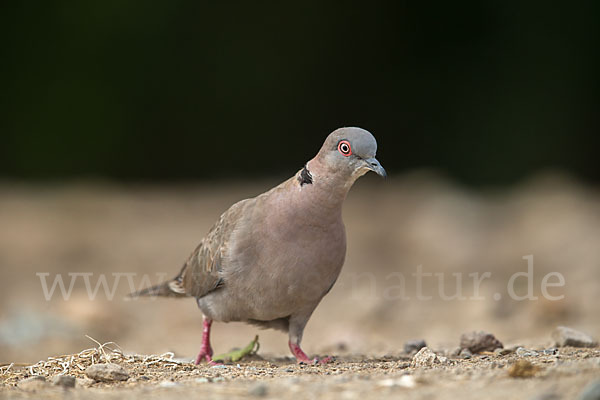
[{"left": 1, "top": 1, "right": 598, "bottom": 185}]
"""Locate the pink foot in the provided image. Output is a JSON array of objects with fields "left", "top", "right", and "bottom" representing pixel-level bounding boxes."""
[
  {"left": 289, "top": 341, "right": 334, "bottom": 365},
  {"left": 195, "top": 318, "right": 214, "bottom": 364}
]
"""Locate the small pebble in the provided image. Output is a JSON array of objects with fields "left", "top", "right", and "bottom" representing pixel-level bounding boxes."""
[
  {"left": 516, "top": 347, "right": 539, "bottom": 357},
  {"left": 460, "top": 331, "right": 504, "bottom": 353},
  {"left": 552, "top": 326, "right": 598, "bottom": 348},
  {"left": 542, "top": 348, "right": 559, "bottom": 356},
  {"left": 18, "top": 376, "right": 48, "bottom": 391},
  {"left": 494, "top": 348, "right": 513, "bottom": 356},
  {"left": 378, "top": 375, "right": 416, "bottom": 388},
  {"left": 85, "top": 363, "right": 129, "bottom": 382},
  {"left": 450, "top": 347, "right": 462, "bottom": 357},
  {"left": 76, "top": 377, "right": 95, "bottom": 387},
  {"left": 459, "top": 348, "right": 472, "bottom": 359},
  {"left": 52, "top": 375, "right": 76, "bottom": 388},
  {"left": 248, "top": 382, "right": 269, "bottom": 397},
  {"left": 411, "top": 347, "right": 448, "bottom": 367},
  {"left": 508, "top": 360, "right": 540, "bottom": 378},
  {"left": 158, "top": 380, "right": 179, "bottom": 388}
]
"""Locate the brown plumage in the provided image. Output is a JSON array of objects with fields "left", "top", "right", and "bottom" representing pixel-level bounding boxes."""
[{"left": 131, "top": 127, "right": 385, "bottom": 364}]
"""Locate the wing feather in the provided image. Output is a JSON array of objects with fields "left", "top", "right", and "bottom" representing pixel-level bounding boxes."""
[{"left": 180, "top": 198, "right": 251, "bottom": 298}]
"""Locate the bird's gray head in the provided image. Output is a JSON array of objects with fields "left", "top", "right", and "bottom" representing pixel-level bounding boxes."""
[{"left": 314, "top": 127, "right": 386, "bottom": 181}]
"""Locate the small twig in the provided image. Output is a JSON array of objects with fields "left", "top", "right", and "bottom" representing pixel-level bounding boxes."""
[
  {"left": 1, "top": 363, "right": 14, "bottom": 375},
  {"left": 85, "top": 335, "right": 123, "bottom": 363}
]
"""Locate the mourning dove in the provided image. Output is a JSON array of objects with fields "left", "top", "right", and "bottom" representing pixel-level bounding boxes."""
[{"left": 132, "top": 127, "right": 386, "bottom": 364}]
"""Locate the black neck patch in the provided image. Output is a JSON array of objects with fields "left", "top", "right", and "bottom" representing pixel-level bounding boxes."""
[{"left": 298, "top": 164, "right": 313, "bottom": 186}]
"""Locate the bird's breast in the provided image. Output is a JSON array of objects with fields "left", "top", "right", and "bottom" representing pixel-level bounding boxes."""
[{"left": 219, "top": 208, "right": 346, "bottom": 320}]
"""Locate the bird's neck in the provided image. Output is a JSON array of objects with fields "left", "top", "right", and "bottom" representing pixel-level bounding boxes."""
[{"left": 300, "top": 158, "right": 355, "bottom": 212}]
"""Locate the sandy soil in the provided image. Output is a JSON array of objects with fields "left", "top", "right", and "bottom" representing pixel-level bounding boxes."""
[
  {"left": 1, "top": 345, "right": 599, "bottom": 399},
  {"left": 0, "top": 172, "right": 599, "bottom": 398}
]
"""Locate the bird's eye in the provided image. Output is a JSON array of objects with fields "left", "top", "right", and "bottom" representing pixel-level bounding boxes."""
[{"left": 338, "top": 140, "right": 352, "bottom": 156}]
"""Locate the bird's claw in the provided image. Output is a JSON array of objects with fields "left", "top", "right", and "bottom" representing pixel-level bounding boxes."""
[
  {"left": 298, "top": 355, "right": 334, "bottom": 365},
  {"left": 316, "top": 355, "right": 334, "bottom": 364},
  {"left": 289, "top": 341, "right": 334, "bottom": 365},
  {"left": 195, "top": 352, "right": 213, "bottom": 365}
]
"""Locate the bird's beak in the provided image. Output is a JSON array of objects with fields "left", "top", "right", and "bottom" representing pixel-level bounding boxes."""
[{"left": 364, "top": 157, "right": 387, "bottom": 178}]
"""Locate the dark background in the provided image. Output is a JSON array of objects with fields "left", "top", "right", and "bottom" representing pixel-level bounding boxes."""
[{"left": 1, "top": 1, "right": 598, "bottom": 185}]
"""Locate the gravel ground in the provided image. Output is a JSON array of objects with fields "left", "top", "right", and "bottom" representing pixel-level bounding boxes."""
[{"left": 1, "top": 345, "right": 599, "bottom": 399}]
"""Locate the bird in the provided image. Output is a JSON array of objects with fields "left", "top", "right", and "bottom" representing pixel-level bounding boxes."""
[{"left": 131, "top": 127, "right": 386, "bottom": 364}]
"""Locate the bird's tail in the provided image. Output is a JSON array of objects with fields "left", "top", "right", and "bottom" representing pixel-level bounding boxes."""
[{"left": 128, "top": 269, "right": 188, "bottom": 298}]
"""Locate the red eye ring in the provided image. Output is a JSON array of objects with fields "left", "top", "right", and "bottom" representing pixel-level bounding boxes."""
[{"left": 338, "top": 140, "right": 352, "bottom": 156}]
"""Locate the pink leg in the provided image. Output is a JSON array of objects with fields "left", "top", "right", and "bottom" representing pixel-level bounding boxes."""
[
  {"left": 288, "top": 341, "right": 333, "bottom": 364},
  {"left": 195, "top": 318, "right": 214, "bottom": 364}
]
